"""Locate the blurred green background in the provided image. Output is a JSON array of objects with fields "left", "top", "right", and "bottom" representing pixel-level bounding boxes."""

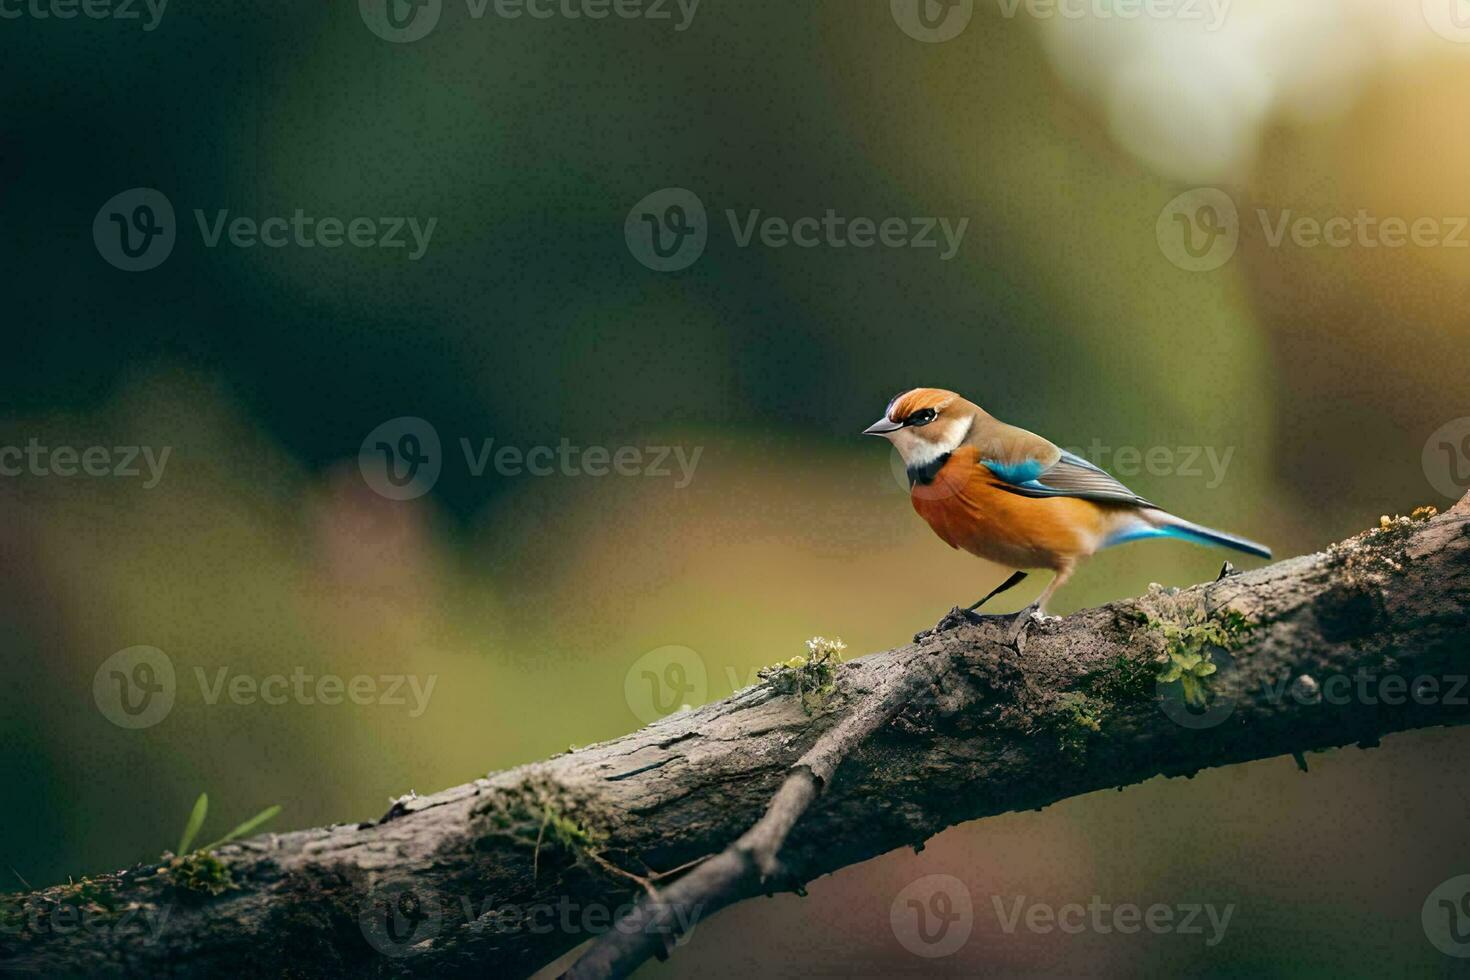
[{"left": 4, "top": 0, "right": 1470, "bottom": 976}]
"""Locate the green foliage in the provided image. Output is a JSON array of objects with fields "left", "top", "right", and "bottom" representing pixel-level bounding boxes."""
[
  {"left": 172, "top": 793, "right": 282, "bottom": 856},
  {"left": 757, "top": 636, "right": 847, "bottom": 715},
  {"left": 177, "top": 793, "right": 210, "bottom": 857},
  {"left": 202, "top": 804, "right": 282, "bottom": 852},
  {"left": 162, "top": 792, "right": 282, "bottom": 897}
]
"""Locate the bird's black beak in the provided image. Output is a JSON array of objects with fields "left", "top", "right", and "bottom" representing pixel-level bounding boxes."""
[{"left": 863, "top": 417, "right": 903, "bottom": 436}]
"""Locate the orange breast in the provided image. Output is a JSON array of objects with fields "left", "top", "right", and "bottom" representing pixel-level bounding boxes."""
[{"left": 910, "top": 447, "right": 1111, "bottom": 570}]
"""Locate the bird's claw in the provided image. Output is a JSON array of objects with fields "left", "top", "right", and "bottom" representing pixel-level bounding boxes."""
[
  {"left": 914, "top": 606, "right": 985, "bottom": 642},
  {"left": 1005, "top": 604, "right": 1062, "bottom": 645},
  {"left": 916, "top": 605, "right": 1060, "bottom": 644}
]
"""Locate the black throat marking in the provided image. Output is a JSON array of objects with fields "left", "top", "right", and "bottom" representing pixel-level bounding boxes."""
[{"left": 907, "top": 453, "right": 951, "bottom": 487}]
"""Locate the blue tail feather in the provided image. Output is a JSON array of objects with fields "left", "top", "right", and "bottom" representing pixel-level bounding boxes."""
[{"left": 1106, "top": 513, "right": 1271, "bottom": 559}]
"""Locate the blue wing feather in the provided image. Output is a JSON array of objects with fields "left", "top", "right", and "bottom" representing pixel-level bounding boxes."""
[{"left": 982, "top": 448, "right": 1155, "bottom": 508}]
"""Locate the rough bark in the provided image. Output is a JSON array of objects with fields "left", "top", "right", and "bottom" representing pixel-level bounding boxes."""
[{"left": 4, "top": 496, "right": 1468, "bottom": 980}]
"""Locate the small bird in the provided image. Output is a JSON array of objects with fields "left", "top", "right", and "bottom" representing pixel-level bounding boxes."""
[{"left": 865, "top": 388, "right": 1270, "bottom": 629}]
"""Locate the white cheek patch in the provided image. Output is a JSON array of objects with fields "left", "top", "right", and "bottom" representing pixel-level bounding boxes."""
[{"left": 891, "top": 417, "right": 970, "bottom": 468}]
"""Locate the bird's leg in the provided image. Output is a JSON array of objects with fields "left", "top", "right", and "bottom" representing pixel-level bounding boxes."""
[
  {"left": 1006, "top": 565, "right": 1072, "bottom": 643},
  {"left": 966, "top": 570, "right": 1028, "bottom": 613},
  {"left": 917, "top": 571, "right": 1030, "bottom": 640}
]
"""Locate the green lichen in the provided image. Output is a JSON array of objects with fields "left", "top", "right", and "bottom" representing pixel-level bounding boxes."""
[
  {"left": 1086, "top": 654, "right": 1157, "bottom": 706},
  {"left": 1050, "top": 691, "right": 1105, "bottom": 763},
  {"left": 1325, "top": 506, "right": 1438, "bottom": 577},
  {"left": 0, "top": 874, "right": 138, "bottom": 938},
  {"left": 164, "top": 851, "right": 236, "bottom": 897},
  {"left": 757, "top": 636, "right": 847, "bottom": 715},
  {"left": 1036, "top": 652, "right": 1157, "bottom": 764},
  {"left": 477, "top": 775, "right": 609, "bottom": 876},
  {"left": 53, "top": 876, "right": 121, "bottom": 912},
  {"left": 1150, "top": 606, "right": 1254, "bottom": 708}
]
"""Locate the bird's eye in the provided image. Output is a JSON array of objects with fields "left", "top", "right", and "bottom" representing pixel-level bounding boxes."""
[{"left": 908, "top": 409, "right": 937, "bottom": 426}]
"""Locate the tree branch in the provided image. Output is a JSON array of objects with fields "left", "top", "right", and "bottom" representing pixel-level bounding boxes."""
[{"left": 4, "top": 496, "right": 1468, "bottom": 980}]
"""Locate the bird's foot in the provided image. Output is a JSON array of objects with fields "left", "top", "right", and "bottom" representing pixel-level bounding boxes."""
[
  {"left": 1005, "top": 604, "right": 1062, "bottom": 645},
  {"left": 914, "top": 606, "right": 985, "bottom": 641},
  {"left": 915, "top": 605, "right": 1059, "bottom": 644}
]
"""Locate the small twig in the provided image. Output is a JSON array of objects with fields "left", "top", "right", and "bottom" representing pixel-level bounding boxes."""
[
  {"left": 533, "top": 810, "right": 550, "bottom": 880},
  {"left": 646, "top": 854, "right": 712, "bottom": 882},
  {"left": 563, "top": 651, "right": 950, "bottom": 979},
  {"left": 585, "top": 851, "right": 658, "bottom": 900}
]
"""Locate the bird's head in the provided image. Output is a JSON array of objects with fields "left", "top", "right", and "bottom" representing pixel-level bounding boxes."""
[{"left": 863, "top": 388, "right": 980, "bottom": 467}]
